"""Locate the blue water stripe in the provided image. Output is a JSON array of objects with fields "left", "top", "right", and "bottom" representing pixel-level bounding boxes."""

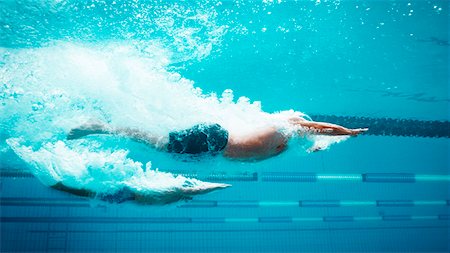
[
  {"left": 224, "top": 218, "right": 258, "bottom": 223},
  {"left": 0, "top": 217, "right": 193, "bottom": 223},
  {"left": 300, "top": 200, "right": 340, "bottom": 207},
  {"left": 2, "top": 198, "right": 449, "bottom": 208},
  {"left": 179, "top": 200, "right": 217, "bottom": 208},
  {"left": 259, "top": 217, "right": 292, "bottom": 223},
  {"left": 258, "top": 201, "right": 298, "bottom": 207},
  {"left": 1, "top": 215, "right": 447, "bottom": 224},
  {"left": 414, "top": 175, "right": 450, "bottom": 181},
  {"left": 216, "top": 201, "right": 259, "bottom": 207},
  {"left": 363, "top": 173, "right": 416, "bottom": 183},
  {"left": 323, "top": 216, "right": 354, "bottom": 222},
  {"left": 204, "top": 172, "right": 258, "bottom": 181},
  {"left": 377, "top": 200, "right": 414, "bottom": 207},
  {"left": 261, "top": 172, "right": 317, "bottom": 182},
  {"left": 438, "top": 215, "right": 449, "bottom": 220},
  {"left": 0, "top": 170, "right": 34, "bottom": 178},
  {"left": 340, "top": 201, "right": 376, "bottom": 206},
  {"left": 2, "top": 170, "right": 449, "bottom": 183},
  {"left": 382, "top": 215, "right": 412, "bottom": 221},
  {"left": 316, "top": 174, "right": 362, "bottom": 181},
  {"left": 191, "top": 217, "right": 225, "bottom": 223}
]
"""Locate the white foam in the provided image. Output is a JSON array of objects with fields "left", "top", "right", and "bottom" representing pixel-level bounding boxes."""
[
  {"left": 1, "top": 42, "right": 309, "bottom": 137},
  {"left": 1, "top": 41, "right": 348, "bottom": 203},
  {"left": 6, "top": 138, "right": 230, "bottom": 204}
]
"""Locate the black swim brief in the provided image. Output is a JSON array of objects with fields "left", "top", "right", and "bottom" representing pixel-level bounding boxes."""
[{"left": 167, "top": 123, "right": 229, "bottom": 154}]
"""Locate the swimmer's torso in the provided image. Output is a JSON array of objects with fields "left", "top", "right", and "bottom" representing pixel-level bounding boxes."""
[
  {"left": 163, "top": 123, "right": 288, "bottom": 161},
  {"left": 223, "top": 127, "right": 288, "bottom": 161}
]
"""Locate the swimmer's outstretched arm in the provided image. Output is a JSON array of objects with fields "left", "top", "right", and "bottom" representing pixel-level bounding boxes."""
[
  {"left": 67, "top": 120, "right": 167, "bottom": 149},
  {"left": 289, "top": 117, "right": 368, "bottom": 136}
]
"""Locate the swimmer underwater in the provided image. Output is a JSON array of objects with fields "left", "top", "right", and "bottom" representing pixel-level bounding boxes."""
[
  {"left": 53, "top": 115, "right": 368, "bottom": 204},
  {"left": 67, "top": 117, "right": 368, "bottom": 159}
]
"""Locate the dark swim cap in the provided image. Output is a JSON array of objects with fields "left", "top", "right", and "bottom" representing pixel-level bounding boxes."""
[{"left": 167, "top": 123, "right": 229, "bottom": 154}]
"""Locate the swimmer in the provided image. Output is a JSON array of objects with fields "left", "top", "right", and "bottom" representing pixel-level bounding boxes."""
[
  {"left": 67, "top": 116, "right": 368, "bottom": 161},
  {"left": 56, "top": 116, "right": 367, "bottom": 204}
]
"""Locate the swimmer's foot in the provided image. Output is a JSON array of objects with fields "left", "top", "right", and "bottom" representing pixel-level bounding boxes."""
[
  {"left": 307, "top": 146, "right": 325, "bottom": 153},
  {"left": 182, "top": 182, "right": 231, "bottom": 194},
  {"left": 134, "top": 182, "right": 231, "bottom": 205}
]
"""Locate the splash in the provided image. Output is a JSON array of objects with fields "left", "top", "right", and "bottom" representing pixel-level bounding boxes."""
[
  {"left": 0, "top": 0, "right": 348, "bottom": 204},
  {"left": 6, "top": 138, "right": 230, "bottom": 204},
  {"left": 1, "top": 42, "right": 300, "bottom": 138},
  {"left": 0, "top": 42, "right": 346, "bottom": 203}
]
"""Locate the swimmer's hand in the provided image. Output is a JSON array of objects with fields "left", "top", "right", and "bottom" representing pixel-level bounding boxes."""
[
  {"left": 289, "top": 118, "right": 368, "bottom": 136},
  {"left": 349, "top": 128, "right": 369, "bottom": 136}
]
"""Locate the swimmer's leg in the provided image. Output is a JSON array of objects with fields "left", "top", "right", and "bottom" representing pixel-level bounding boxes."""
[
  {"left": 67, "top": 120, "right": 110, "bottom": 140},
  {"left": 51, "top": 182, "right": 94, "bottom": 197},
  {"left": 67, "top": 120, "right": 168, "bottom": 149}
]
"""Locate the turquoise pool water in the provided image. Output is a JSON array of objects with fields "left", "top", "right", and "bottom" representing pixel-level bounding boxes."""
[{"left": 1, "top": 0, "right": 449, "bottom": 252}]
